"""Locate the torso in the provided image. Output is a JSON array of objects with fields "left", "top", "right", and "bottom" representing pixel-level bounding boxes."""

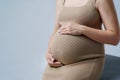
[
  {"left": 51, "top": 0, "right": 105, "bottom": 65},
  {"left": 57, "top": 0, "right": 102, "bottom": 28}
]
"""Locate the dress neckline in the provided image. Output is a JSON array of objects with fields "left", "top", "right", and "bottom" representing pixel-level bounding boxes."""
[{"left": 62, "top": 0, "right": 90, "bottom": 8}]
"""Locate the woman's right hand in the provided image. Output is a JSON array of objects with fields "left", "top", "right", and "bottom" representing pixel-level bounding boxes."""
[{"left": 46, "top": 52, "right": 64, "bottom": 67}]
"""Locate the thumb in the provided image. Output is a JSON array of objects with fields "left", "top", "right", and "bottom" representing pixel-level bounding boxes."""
[{"left": 49, "top": 54, "right": 55, "bottom": 61}]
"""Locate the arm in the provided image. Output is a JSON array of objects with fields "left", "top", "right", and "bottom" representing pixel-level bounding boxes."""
[
  {"left": 57, "top": 0, "right": 119, "bottom": 45},
  {"left": 45, "top": 1, "right": 64, "bottom": 67},
  {"left": 46, "top": 0, "right": 61, "bottom": 54},
  {"left": 81, "top": 0, "right": 119, "bottom": 45}
]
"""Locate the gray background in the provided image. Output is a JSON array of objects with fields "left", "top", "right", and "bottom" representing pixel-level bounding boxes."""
[{"left": 0, "top": 0, "right": 120, "bottom": 80}]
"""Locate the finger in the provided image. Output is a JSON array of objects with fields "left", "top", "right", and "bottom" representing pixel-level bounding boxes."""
[
  {"left": 48, "top": 61, "right": 60, "bottom": 67},
  {"left": 54, "top": 61, "right": 63, "bottom": 65},
  {"left": 61, "top": 29, "right": 69, "bottom": 32},
  {"left": 61, "top": 30, "right": 71, "bottom": 35},
  {"left": 60, "top": 28, "right": 69, "bottom": 33},
  {"left": 59, "top": 25, "right": 70, "bottom": 32},
  {"left": 47, "top": 56, "right": 59, "bottom": 65},
  {"left": 60, "top": 25, "right": 69, "bottom": 30},
  {"left": 47, "top": 56, "right": 54, "bottom": 64},
  {"left": 59, "top": 28, "right": 66, "bottom": 33},
  {"left": 47, "top": 57, "right": 55, "bottom": 66},
  {"left": 48, "top": 59, "right": 60, "bottom": 66},
  {"left": 50, "top": 62, "right": 63, "bottom": 67},
  {"left": 48, "top": 54, "right": 55, "bottom": 61},
  {"left": 48, "top": 59, "right": 54, "bottom": 65},
  {"left": 60, "top": 26, "right": 67, "bottom": 30},
  {"left": 46, "top": 50, "right": 63, "bottom": 67},
  {"left": 58, "top": 28, "right": 60, "bottom": 33},
  {"left": 49, "top": 60, "right": 63, "bottom": 67}
]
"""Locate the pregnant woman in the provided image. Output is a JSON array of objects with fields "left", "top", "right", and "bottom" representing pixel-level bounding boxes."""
[{"left": 42, "top": 0, "right": 120, "bottom": 80}]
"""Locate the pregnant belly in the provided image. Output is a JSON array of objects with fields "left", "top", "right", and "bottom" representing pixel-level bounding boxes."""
[{"left": 51, "top": 32, "right": 104, "bottom": 65}]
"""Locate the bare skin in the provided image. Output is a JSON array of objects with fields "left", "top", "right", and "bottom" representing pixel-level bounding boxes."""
[{"left": 46, "top": 0, "right": 120, "bottom": 67}]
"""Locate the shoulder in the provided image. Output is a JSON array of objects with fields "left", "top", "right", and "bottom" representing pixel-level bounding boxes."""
[{"left": 95, "top": 0, "right": 114, "bottom": 9}]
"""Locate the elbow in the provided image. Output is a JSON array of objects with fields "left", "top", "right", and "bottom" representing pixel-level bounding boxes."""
[
  {"left": 109, "top": 30, "right": 120, "bottom": 46},
  {"left": 112, "top": 40, "right": 119, "bottom": 46},
  {"left": 111, "top": 36, "right": 120, "bottom": 46}
]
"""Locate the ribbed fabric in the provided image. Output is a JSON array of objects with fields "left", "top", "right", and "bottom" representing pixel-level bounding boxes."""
[{"left": 42, "top": 0, "right": 105, "bottom": 80}]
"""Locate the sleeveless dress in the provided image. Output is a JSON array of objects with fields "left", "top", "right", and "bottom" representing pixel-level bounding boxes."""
[{"left": 42, "top": 0, "right": 105, "bottom": 80}]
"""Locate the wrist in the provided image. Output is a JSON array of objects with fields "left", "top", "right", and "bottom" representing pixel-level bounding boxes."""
[
  {"left": 81, "top": 25, "right": 86, "bottom": 35},
  {"left": 78, "top": 24, "right": 86, "bottom": 35}
]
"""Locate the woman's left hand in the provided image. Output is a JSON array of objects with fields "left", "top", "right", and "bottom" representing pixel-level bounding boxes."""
[{"left": 58, "top": 22, "right": 84, "bottom": 35}]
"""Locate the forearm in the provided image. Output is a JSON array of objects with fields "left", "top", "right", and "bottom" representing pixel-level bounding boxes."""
[{"left": 81, "top": 25, "right": 119, "bottom": 45}]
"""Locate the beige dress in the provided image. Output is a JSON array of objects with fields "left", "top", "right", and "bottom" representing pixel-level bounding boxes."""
[{"left": 42, "top": 0, "right": 105, "bottom": 80}]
